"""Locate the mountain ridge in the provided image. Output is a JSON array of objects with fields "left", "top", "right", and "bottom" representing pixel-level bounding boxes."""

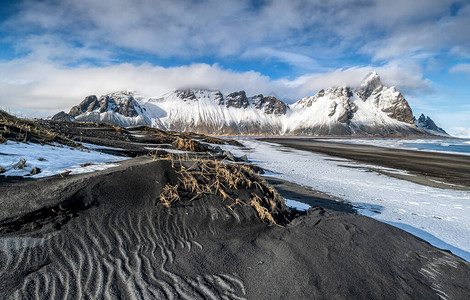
[{"left": 52, "top": 72, "right": 447, "bottom": 137}]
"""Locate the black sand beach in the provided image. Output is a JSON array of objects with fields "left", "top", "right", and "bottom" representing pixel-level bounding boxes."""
[
  {"left": 261, "top": 137, "right": 470, "bottom": 189},
  {"left": 2, "top": 156, "right": 470, "bottom": 299},
  {"left": 1, "top": 119, "right": 470, "bottom": 299}
]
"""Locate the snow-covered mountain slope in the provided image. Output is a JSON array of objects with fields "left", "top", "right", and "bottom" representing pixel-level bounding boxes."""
[
  {"left": 65, "top": 92, "right": 149, "bottom": 126},
  {"left": 139, "top": 89, "right": 286, "bottom": 134},
  {"left": 53, "top": 72, "right": 445, "bottom": 136},
  {"left": 414, "top": 113, "right": 449, "bottom": 136},
  {"left": 288, "top": 72, "right": 421, "bottom": 135}
]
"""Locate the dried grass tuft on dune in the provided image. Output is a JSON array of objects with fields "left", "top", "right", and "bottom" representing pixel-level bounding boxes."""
[{"left": 157, "top": 153, "right": 286, "bottom": 225}]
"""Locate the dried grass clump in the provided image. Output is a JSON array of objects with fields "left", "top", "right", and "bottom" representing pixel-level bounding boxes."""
[
  {"left": 250, "top": 194, "right": 276, "bottom": 224},
  {"left": 173, "top": 137, "right": 208, "bottom": 152},
  {"left": 12, "top": 159, "right": 27, "bottom": 170},
  {"left": 159, "top": 184, "right": 180, "bottom": 208},
  {"left": 0, "top": 158, "right": 31, "bottom": 175},
  {"left": 177, "top": 132, "right": 244, "bottom": 147},
  {"left": 156, "top": 154, "right": 284, "bottom": 225},
  {"left": 0, "top": 110, "right": 77, "bottom": 146},
  {"left": 112, "top": 125, "right": 127, "bottom": 133}
]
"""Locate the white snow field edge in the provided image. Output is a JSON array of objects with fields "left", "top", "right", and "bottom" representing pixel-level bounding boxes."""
[
  {"left": 314, "top": 138, "right": 470, "bottom": 156},
  {"left": 221, "top": 139, "right": 470, "bottom": 262},
  {"left": 0, "top": 141, "right": 127, "bottom": 178}
]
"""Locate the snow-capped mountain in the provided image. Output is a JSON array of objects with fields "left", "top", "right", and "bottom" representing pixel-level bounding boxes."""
[
  {"left": 287, "top": 72, "right": 420, "bottom": 135},
  {"left": 53, "top": 72, "right": 445, "bottom": 136},
  {"left": 414, "top": 113, "right": 448, "bottom": 136}
]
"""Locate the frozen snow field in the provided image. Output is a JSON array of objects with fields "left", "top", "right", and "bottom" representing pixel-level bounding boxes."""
[{"left": 0, "top": 141, "right": 127, "bottom": 178}]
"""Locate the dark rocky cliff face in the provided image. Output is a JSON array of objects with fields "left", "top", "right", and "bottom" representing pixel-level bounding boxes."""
[
  {"left": 68, "top": 94, "right": 141, "bottom": 118},
  {"left": 380, "top": 92, "right": 415, "bottom": 124},
  {"left": 252, "top": 95, "right": 288, "bottom": 115},
  {"left": 51, "top": 111, "right": 75, "bottom": 122},
  {"left": 226, "top": 91, "right": 249, "bottom": 109},
  {"left": 356, "top": 72, "right": 383, "bottom": 101},
  {"left": 415, "top": 114, "right": 448, "bottom": 134},
  {"left": 69, "top": 95, "right": 100, "bottom": 116},
  {"left": 175, "top": 90, "right": 197, "bottom": 101}
]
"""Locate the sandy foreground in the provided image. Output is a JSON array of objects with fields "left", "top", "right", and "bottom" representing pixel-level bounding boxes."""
[{"left": 1, "top": 122, "right": 470, "bottom": 299}]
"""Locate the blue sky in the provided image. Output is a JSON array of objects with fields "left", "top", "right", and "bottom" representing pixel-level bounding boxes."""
[{"left": 0, "top": 0, "right": 469, "bottom": 136}]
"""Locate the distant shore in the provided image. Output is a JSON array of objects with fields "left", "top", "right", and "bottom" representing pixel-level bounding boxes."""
[
  {"left": 259, "top": 137, "right": 470, "bottom": 189},
  {"left": 216, "top": 134, "right": 453, "bottom": 139}
]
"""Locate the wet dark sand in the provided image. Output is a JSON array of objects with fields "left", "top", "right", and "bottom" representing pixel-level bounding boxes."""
[
  {"left": 261, "top": 138, "right": 470, "bottom": 189},
  {"left": 265, "top": 176, "right": 356, "bottom": 214}
]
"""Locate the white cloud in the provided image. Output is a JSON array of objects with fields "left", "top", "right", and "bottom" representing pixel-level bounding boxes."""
[
  {"left": 0, "top": 57, "right": 431, "bottom": 117},
  {"left": 241, "top": 48, "right": 321, "bottom": 70},
  {"left": 278, "top": 62, "right": 430, "bottom": 95},
  {"left": 448, "top": 127, "right": 470, "bottom": 138},
  {"left": 450, "top": 63, "right": 470, "bottom": 74},
  {"left": 360, "top": 2, "right": 470, "bottom": 61},
  {"left": 3, "top": 0, "right": 467, "bottom": 64},
  {"left": 0, "top": 58, "right": 280, "bottom": 113}
]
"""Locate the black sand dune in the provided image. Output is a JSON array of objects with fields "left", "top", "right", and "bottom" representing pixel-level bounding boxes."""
[{"left": 1, "top": 156, "right": 470, "bottom": 299}]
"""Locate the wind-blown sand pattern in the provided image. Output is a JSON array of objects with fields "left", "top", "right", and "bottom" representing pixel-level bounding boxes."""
[
  {"left": 2, "top": 157, "right": 470, "bottom": 299},
  {"left": 0, "top": 159, "right": 250, "bottom": 299},
  {"left": 1, "top": 211, "right": 246, "bottom": 299}
]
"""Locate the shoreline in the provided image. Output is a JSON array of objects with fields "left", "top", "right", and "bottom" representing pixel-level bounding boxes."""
[{"left": 259, "top": 137, "right": 470, "bottom": 189}]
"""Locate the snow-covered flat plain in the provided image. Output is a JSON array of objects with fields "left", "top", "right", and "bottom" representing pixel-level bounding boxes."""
[
  {"left": 223, "top": 140, "right": 470, "bottom": 261},
  {"left": 0, "top": 141, "right": 127, "bottom": 178}
]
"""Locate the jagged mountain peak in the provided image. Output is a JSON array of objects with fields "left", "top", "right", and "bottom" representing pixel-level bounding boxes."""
[
  {"left": 356, "top": 71, "right": 383, "bottom": 101},
  {"left": 68, "top": 91, "right": 142, "bottom": 118},
  {"left": 415, "top": 113, "right": 448, "bottom": 135},
  {"left": 53, "top": 72, "right": 447, "bottom": 136},
  {"left": 226, "top": 91, "right": 249, "bottom": 109}
]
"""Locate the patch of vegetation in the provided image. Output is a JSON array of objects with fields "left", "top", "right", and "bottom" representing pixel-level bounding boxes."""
[
  {"left": 173, "top": 137, "right": 210, "bottom": 152},
  {"left": 0, "top": 110, "right": 78, "bottom": 146},
  {"left": 157, "top": 153, "right": 287, "bottom": 225}
]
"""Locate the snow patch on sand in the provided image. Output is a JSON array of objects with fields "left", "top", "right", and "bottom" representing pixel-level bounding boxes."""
[
  {"left": 285, "top": 199, "right": 310, "bottom": 211},
  {"left": 223, "top": 139, "right": 470, "bottom": 261},
  {"left": 0, "top": 141, "right": 126, "bottom": 178}
]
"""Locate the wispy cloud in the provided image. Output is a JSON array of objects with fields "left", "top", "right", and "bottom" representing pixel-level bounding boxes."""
[
  {"left": 241, "top": 48, "right": 322, "bottom": 70},
  {"left": 449, "top": 63, "right": 470, "bottom": 74},
  {"left": 3, "top": 0, "right": 468, "bottom": 65}
]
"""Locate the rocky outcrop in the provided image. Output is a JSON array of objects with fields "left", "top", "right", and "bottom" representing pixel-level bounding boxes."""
[
  {"left": 51, "top": 111, "right": 75, "bottom": 122},
  {"left": 252, "top": 95, "right": 288, "bottom": 115},
  {"left": 379, "top": 91, "right": 414, "bottom": 124},
  {"left": 356, "top": 71, "right": 383, "bottom": 101},
  {"left": 69, "top": 95, "right": 100, "bottom": 116},
  {"left": 98, "top": 95, "right": 141, "bottom": 117},
  {"left": 226, "top": 91, "right": 249, "bottom": 109},
  {"left": 175, "top": 89, "right": 197, "bottom": 101},
  {"left": 415, "top": 114, "right": 448, "bottom": 135},
  {"left": 69, "top": 92, "right": 142, "bottom": 119},
  {"left": 356, "top": 72, "right": 414, "bottom": 124}
]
